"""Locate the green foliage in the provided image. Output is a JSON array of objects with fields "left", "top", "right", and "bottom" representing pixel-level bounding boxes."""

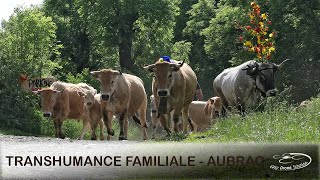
[
  {"left": 66, "top": 68, "right": 100, "bottom": 90},
  {"left": 171, "top": 41, "right": 192, "bottom": 63},
  {"left": 0, "top": 88, "right": 43, "bottom": 134},
  {"left": 0, "top": 6, "right": 61, "bottom": 135}
]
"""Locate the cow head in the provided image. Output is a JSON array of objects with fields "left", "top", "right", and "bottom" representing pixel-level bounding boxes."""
[
  {"left": 90, "top": 69, "right": 122, "bottom": 102},
  {"left": 77, "top": 90, "right": 97, "bottom": 107},
  {"left": 144, "top": 60, "right": 184, "bottom": 97},
  {"left": 205, "top": 97, "right": 222, "bottom": 119},
  {"left": 244, "top": 59, "right": 289, "bottom": 97},
  {"left": 33, "top": 88, "right": 64, "bottom": 117}
]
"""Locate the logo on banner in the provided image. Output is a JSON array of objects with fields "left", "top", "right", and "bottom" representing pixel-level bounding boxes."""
[{"left": 270, "top": 153, "right": 312, "bottom": 171}]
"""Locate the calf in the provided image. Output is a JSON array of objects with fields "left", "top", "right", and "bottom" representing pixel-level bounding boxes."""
[
  {"left": 78, "top": 90, "right": 104, "bottom": 140},
  {"left": 188, "top": 97, "right": 222, "bottom": 132}
]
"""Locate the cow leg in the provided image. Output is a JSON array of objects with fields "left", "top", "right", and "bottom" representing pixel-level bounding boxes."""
[
  {"left": 118, "top": 110, "right": 127, "bottom": 140},
  {"left": 79, "top": 118, "right": 90, "bottom": 140},
  {"left": 57, "top": 120, "right": 65, "bottom": 139},
  {"left": 172, "top": 110, "right": 181, "bottom": 133},
  {"left": 159, "top": 114, "right": 171, "bottom": 136},
  {"left": 181, "top": 107, "right": 189, "bottom": 134},
  {"left": 53, "top": 120, "right": 59, "bottom": 138},
  {"left": 237, "top": 104, "right": 246, "bottom": 117},
  {"left": 124, "top": 116, "right": 128, "bottom": 139},
  {"left": 138, "top": 108, "right": 148, "bottom": 141},
  {"left": 102, "top": 109, "right": 114, "bottom": 141},
  {"left": 90, "top": 122, "right": 98, "bottom": 140},
  {"left": 151, "top": 112, "right": 159, "bottom": 139},
  {"left": 98, "top": 120, "right": 104, "bottom": 140}
]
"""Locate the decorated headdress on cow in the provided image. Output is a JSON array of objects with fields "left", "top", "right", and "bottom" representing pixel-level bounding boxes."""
[{"left": 158, "top": 56, "right": 171, "bottom": 63}]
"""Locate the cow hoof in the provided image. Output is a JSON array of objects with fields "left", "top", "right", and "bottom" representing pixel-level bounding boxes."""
[
  {"left": 108, "top": 129, "right": 115, "bottom": 136},
  {"left": 151, "top": 136, "right": 156, "bottom": 140},
  {"left": 60, "top": 135, "right": 65, "bottom": 139},
  {"left": 91, "top": 137, "right": 97, "bottom": 140},
  {"left": 119, "top": 136, "right": 127, "bottom": 141}
]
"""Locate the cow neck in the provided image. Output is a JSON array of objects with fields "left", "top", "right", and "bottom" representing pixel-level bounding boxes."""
[
  {"left": 251, "top": 68, "right": 274, "bottom": 98},
  {"left": 111, "top": 75, "right": 129, "bottom": 103}
]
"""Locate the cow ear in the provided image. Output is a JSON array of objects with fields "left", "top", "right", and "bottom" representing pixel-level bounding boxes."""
[
  {"left": 113, "top": 70, "right": 122, "bottom": 76},
  {"left": 77, "top": 91, "right": 85, "bottom": 97},
  {"left": 90, "top": 71, "right": 100, "bottom": 79},
  {"left": 273, "top": 59, "right": 289, "bottom": 72},
  {"left": 246, "top": 63, "right": 259, "bottom": 76},
  {"left": 170, "top": 64, "right": 182, "bottom": 71},
  {"left": 144, "top": 64, "right": 155, "bottom": 73}
]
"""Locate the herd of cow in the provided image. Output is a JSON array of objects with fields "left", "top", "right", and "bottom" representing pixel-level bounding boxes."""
[{"left": 33, "top": 58, "right": 288, "bottom": 140}]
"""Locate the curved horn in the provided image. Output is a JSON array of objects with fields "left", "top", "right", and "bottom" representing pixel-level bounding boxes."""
[
  {"left": 90, "top": 71, "right": 101, "bottom": 78},
  {"left": 179, "top": 59, "right": 185, "bottom": 67},
  {"left": 274, "top": 59, "right": 289, "bottom": 71},
  {"left": 53, "top": 88, "right": 64, "bottom": 94},
  {"left": 143, "top": 64, "right": 155, "bottom": 73},
  {"left": 118, "top": 69, "right": 122, "bottom": 75},
  {"left": 32, "top": 89, "right": 43, "bottom": 94}
]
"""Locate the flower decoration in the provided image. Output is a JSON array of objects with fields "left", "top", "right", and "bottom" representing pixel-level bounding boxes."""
[
  {"left": 240, "top": 1, "right": 276, "bottom": 62},
  {"left": 159, "top": 56, "right": 172, "bottom": 63}
]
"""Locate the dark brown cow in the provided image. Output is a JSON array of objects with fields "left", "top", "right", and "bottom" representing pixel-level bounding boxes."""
[
  {"left": 34, "top": 82, "right": 95, "bottom": 139},
  {"left": 144, "top": 60, "right": 197, "bottom": 136},
  {"left": 90, "top": 69, "right": 148, "bottom": 140}
]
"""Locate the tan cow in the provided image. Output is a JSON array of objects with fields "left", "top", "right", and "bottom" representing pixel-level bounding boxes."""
[
  {"left": 77, "top": 90, "right": 104, "bottom": 140},
  {"left": 188, "top": 97, "right": 222, "bottom": 132},
  {"left": 90, "top": 69, "right": 148, "bottom": 140},
  {"left": 144, "top": 60, "right": 197, "bottom": 136},
  {"left": 33, "top": 81, "right": 95, "bottom": 139}
]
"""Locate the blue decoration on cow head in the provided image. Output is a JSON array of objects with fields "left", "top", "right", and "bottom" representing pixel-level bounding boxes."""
[{"left": 160, "top": 56, "right": 171, "bottom": 63}]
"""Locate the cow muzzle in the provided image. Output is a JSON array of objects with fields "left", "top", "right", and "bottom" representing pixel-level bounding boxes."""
[
  {"left": 86, "top": 102, "right": 93, "bottom": 107},
  {"left": 266, "top": 89, "right": 277, "bottom": 97},
  {"left": 43, "top": 112, "right": 52, "bottom": 118},
  {"left": 157, "top": 90, "right": 170, "bottom": 97},
  {"left": 101, "top": 94, "right": 110, "bottom": 101}
]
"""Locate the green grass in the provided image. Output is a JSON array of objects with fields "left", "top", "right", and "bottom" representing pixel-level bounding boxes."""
[{"left": 185, "top": 97, "right": 320, "bottom": 143}]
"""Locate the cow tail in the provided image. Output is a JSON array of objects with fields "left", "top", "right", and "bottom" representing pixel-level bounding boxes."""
[
  {"left": 188, "top": 118, "right": 194, "bottom": 132},
  {"left": 132, "top": 115, "right": 148, "bottom": 128}
]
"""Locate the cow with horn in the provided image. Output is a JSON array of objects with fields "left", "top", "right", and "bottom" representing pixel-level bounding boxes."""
[
  {"left": 213, "top": 59, "right": 289, "bottom": 116},
  {"left": 144, "top": 57, "right": 197, "bottom": 137}
]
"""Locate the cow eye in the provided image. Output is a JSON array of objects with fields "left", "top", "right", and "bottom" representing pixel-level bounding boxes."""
[
  {"left": 168, "top": 74, "right": 172, "bottom": 78},
  {"left": 260, "top": 75, "right": 265, "bottom": 81},
  {"left": 111, "top": 80, "right": 114, "bottom": 84}
]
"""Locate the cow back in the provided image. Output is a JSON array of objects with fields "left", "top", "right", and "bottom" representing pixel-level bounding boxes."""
[{"left": 124, "top": 74, "right": 147, "bottom": 114}]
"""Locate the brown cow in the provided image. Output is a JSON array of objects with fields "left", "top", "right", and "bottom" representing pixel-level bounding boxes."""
[
  {"left": 188, "top": 97, "right": 222, "bottom": 132},
  {"left": 77, "top": 90, "right": 104, "bottom": 140},
  {"left": 144, "top": 60, "right": 197, "bottom": 136},
  {"left": 34, "top": 81, "right": 95, "bottom": 139},
  {"left": 90, "top": 69, "right": 148, "bottom": 140}
]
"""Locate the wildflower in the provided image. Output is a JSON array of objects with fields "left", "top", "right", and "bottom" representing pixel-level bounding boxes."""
[
  {"left": 244, "top": 41, "right": 252, "bottom": 47},
  {"left": 269, "top": 47, "right": 275, "bottom": 52}
]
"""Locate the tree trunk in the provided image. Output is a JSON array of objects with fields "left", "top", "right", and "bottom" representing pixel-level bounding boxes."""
[{"left": 119, "top": 31, "right": 134, "bottom": 70}]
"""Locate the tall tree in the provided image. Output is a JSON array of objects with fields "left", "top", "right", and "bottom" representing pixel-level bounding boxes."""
[
  {"left": 78, "top": 0, "right": 179, "bottom": 70},
  {"left": 43, "top": 0, "right": 91, "bottom": 76}
]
